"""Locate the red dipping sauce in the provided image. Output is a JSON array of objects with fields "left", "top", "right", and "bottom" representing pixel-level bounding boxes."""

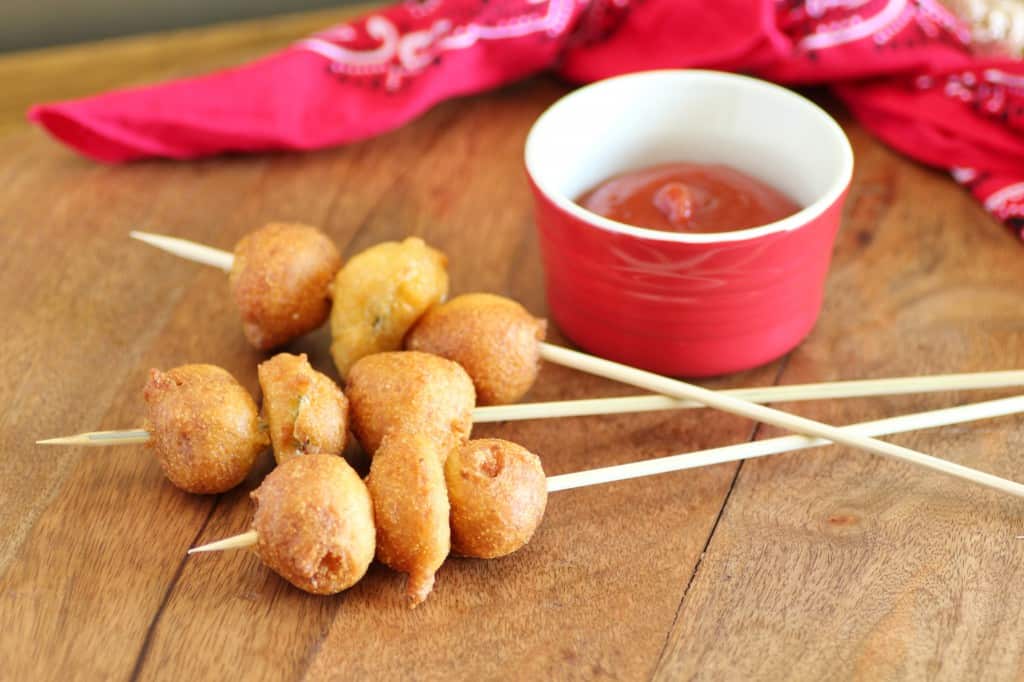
[{"left": 577, "top": 163, "right": 800, "bottom": 234}]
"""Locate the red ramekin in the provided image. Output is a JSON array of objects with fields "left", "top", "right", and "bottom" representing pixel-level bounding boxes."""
[{"left": 525, "top": 70, "right": 854, "bottom": 377}]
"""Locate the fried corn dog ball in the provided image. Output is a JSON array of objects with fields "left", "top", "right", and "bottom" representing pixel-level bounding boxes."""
[
  {"left": 229, "top": 223, "right": 342, "bottom": 349},
  {"left": 345, "top": 351, "right": 475, "bottom": 457},
  {"left": 143, "top": 364, "right": 268, "bottom": 494},
  {"left": 367, "top": 434, "right": 450, "bottom": 607},
  {"left": 445, "top": 439, "right": 547, "bottom": 559},
  {"left": 406, "top": 293, "right": 547, "bottom": 405},
  {"left": 329, "top": 237, "right": 448, "bottom": 379},
  {"left": 257, "top": 353, "right": 349, "bottom": 464},
  {"left": 251, "top": 454, "right": 375, "bottom": 595}
]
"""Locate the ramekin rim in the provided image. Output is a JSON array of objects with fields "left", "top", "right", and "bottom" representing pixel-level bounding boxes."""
[{"left": 523, "top": 69, "right": 854, "bottom": 244}]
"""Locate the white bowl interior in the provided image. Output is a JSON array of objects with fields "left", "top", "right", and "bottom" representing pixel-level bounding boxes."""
[{"left": 525, "top": 70, "right": 853, "bottom": 243}]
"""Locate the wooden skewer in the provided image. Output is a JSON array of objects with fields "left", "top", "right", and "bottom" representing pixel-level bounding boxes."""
[
  {"left": 36, "top": 429, "right": 152, "bottom": 446},
  {"left": 472, "top": 370, "right": 1024, "bottom": 422},
  {"left": 130, "top": 231, "right": 234, "bottom": 272},
  {"left": 187, "top": 530, "right": 258, "bottom": 554},
  {"left": 39, "top": 369, "right": 1024, "bottom": 445},
  {"left": 187, "top": 394, "right": 1024, "bottom": 553},
  {"left": 537, "top": 343, "right": 1024, "bottom": 499},
  {"left": 546, "top": 394, "right": 1024, "bottom": 492}
]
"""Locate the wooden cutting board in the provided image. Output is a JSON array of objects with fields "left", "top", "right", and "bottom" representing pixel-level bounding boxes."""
[{"left": 2, "top": 7, "right": 1024, "bottom": 680}]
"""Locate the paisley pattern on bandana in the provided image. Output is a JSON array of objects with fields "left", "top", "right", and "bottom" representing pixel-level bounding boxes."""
[
  {"left": 294, "top": 0, "right": 590, "bottom": 90},
  {"left": 778, "top": 0, "right": 970, "bottom": 52}
]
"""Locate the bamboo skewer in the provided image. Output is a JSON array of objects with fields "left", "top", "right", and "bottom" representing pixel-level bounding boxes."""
[
  {"left": 130, "top": 231, "right": 234, "bottom": 272},
  {"left": 538, "top": 343, "right": 1024, "bottom": 499},
  {"left": 545, "top": 394, "right": 1024, "bottom": 492},
  {"left": 36, "top": 429, "right": 152, "bottom": 446},
  {"left": 188, "top": 530, "right": 258, "bottom": 554},
  {"left": 37, "top": 368, "right": 1024, "bottom": 445},
  {"left": 472, "top": 370, "right": 1024, "bottom": 422},
  {"left": 187, "top": 394, "right": 1024, "bottom": 553}
]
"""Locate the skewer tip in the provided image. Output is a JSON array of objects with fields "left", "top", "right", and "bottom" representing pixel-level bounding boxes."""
[
  {"left": 129, "top": 230, "right": 234, "bottom": 272},
  {"left": 188, "top": 530, "right": 259, "bottom": 554},
  {"left": 36, "top": 436, "right": 79, "bottom": 445},
  {"left": 35, "top": 429, "right": 151, "bottom": 446}
]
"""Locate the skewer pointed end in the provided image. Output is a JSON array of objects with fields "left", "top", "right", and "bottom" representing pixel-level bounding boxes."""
[
  {"left": 129, "top": 230, "right": 160, "bottom": 245},
  {"left": 35, "top": 429, "right": 151, "bottom": 447},
  {"left": 129, "top": 230, "right": 234, "bottom": 272},
  {"left": 188, "top": 530, "right": 259, "bottom": 555},
  {"left": 37, "top": 436, "right": 82, "bottom": 445}
]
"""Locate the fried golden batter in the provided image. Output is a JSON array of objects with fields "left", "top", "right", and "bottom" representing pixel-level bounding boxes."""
[
  {"left": 366, "top": 434, "right": 450, "bottom": 607},
  {"left": 251, "top": 455, "right": 375, "bottom": 595},
  {"left": 229, "top": 223, "right": 342, "bottom": 349},
  {"left": 345, "top": 351, "right": 475, "bottom": 458},
  {"left": 445, "top": 439, "right": 547, "bottom": 559},
  {"left": 257, "top": 353, "right": 349, "bottom": 464},
  {"left": 405, "top": 293, "right": 546, "bottom": 405},
  {"left": 329, "top": 237, "right": 448, "bottom": 379},
  {"left": 143, "top": 364, "right": 268, "bottom": 494}
]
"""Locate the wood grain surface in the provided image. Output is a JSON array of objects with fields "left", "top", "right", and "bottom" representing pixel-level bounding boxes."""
[{"left": 2, "top": 8, "right": 1024, "bottom": 681}]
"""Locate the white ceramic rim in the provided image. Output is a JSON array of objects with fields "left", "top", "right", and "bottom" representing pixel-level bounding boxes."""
[{"left": 524, "top": 69, "right": 855, "bottom": 244}]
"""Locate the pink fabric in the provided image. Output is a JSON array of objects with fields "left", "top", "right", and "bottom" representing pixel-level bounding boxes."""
[{"left": 28, "top": 0, "right": 1024, "bottom": 233}]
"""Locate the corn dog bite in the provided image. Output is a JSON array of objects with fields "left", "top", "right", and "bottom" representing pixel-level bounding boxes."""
[
  {"left": 252, "top": 454, "right": 375, "bottom": 594},
  {"left": 230, "top": 223, "right": 342, "bottom": 349},
  {"left": 366, "top": 434, "right": 450, "bottom": 606},
  {"left": 345, "top": 351, "right": 475, "bottom": 458},
  {"left": 405, "top": 293, "right": 546, "bottom": 405},
  {"left": 143, "top": 364, "right": 268, "bottom": 494},
  {"left": 329, "top": 237, "right": 448, "bottom": 379},
  {"left": 257, "top": 352, "right": 349, "bottom": 464},
  {"left": 445, "top": 439, "right": 547, "bottom": 559}
]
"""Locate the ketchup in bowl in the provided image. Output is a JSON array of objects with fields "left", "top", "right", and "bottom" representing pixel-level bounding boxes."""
[{"left": 577, "top": 163, "right": 800, "bottom": 234}]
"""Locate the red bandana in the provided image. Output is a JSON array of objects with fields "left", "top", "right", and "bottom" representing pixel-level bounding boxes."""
[{"left": 28, "top": 0, "right": 1024, "bottom": 235}]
